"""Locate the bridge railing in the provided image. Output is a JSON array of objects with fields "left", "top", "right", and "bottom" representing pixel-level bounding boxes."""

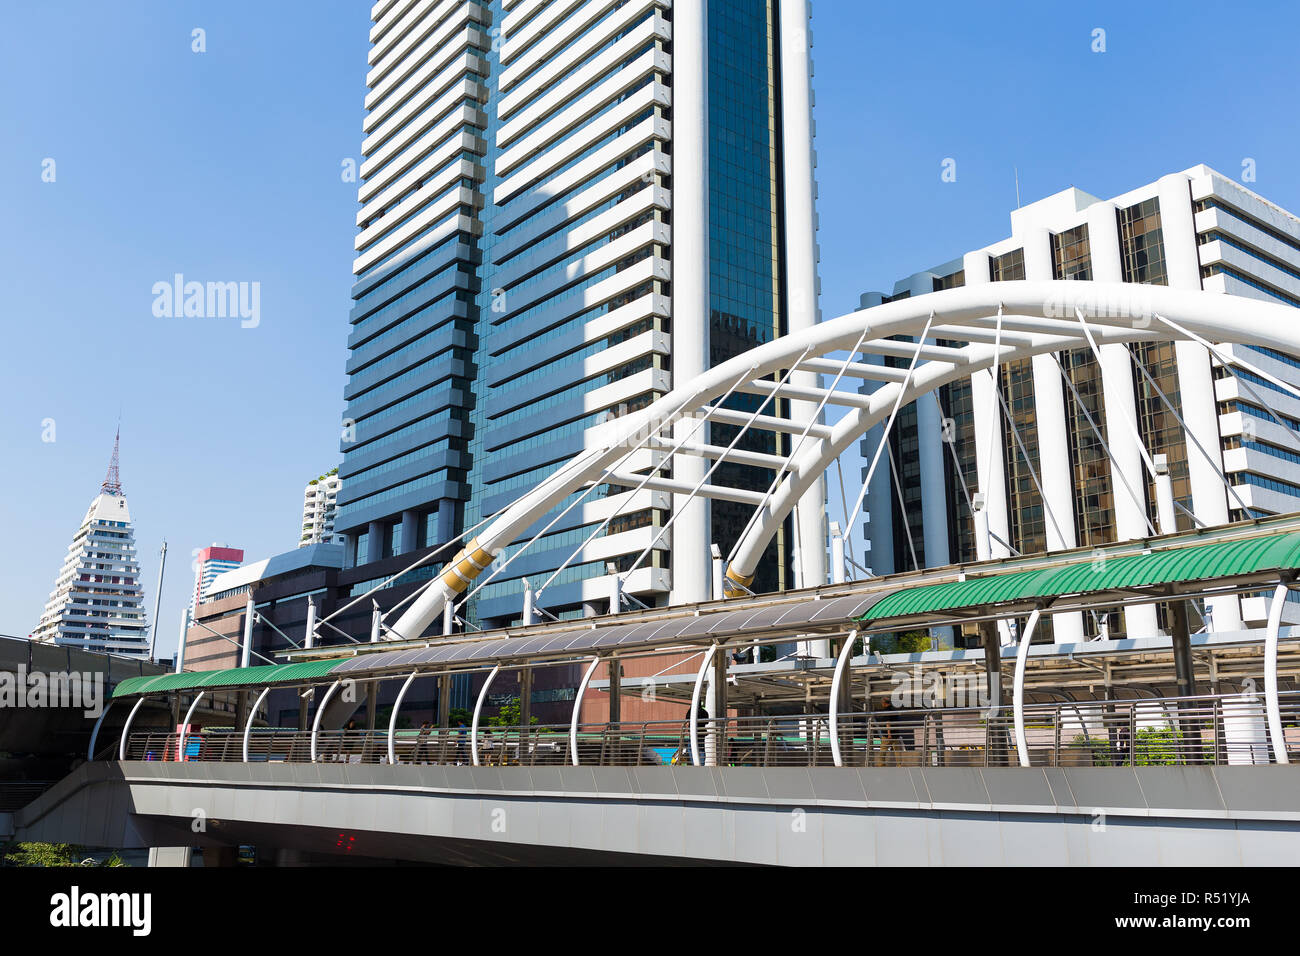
[{"left": 114, "top": 691, "right": 1300, "bottom": 768}]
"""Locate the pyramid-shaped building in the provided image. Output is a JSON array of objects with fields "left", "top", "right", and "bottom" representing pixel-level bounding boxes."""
[{"left": 32, "top": 432, "right": 150, "bottom": 657}]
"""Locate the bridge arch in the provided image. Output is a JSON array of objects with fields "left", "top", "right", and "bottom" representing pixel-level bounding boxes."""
[{"left": 392, "top": 279, "right": 1300, "bottom": 640}]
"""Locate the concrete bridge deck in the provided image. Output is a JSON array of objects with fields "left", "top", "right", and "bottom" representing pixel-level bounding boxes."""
[{"left": 10, "top": 760, "right": 1300, "bottom": 866}]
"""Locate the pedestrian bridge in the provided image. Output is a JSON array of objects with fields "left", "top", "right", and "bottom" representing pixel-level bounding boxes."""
[{"left": 11, "top": 753, "right": 1300, "bottom": 866}]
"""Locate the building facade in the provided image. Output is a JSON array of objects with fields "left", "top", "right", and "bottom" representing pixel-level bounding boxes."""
[
  {"left": 32, "top": 435, "right": 151, "bottom": 658},
  {"left": 299, "top": 470, "right": 343, "bottom": 547},
  {"left": 860, "top": 165, "right": 1300, "bottom": 644},
  {"left": 335, "top": 0, "right": 823, "bottom": 631},
  {"left": 190, "top": 544, "right": 244, "bottom": 613}
]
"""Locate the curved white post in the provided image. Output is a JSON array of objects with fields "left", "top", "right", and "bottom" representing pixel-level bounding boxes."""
[
  {"left": 471, "top": 665, "right": 500, "bottom": 767},
  {"left": 88, "top": 700, "right": 113, "bottom": 761},
  {"left": 310, "top": 679, "right": 342, "bottom": 763},
  {"left": 242, "top": 686, "right": 271, "bottom": 763},
  {"left": 176, "top": 691, "right": 205, "bottom": 762},
  {"left": 570, "top": 656, "right": 602, "bottom": 767},
  {"left": 118, "top": 696, "right": 147, "bottom": 760},
  {"left": 689, "top": 644, "right": 719, "bottom": 767},
  {"left": 1012, "top": 609, "right": 1043, "bottom": 767},
  {"left": 829, "top": 630, "right": 859, "bottom": 768},
  {"left": 1265, "top": 582, "right": 1290, "bottom": 765},
  {"left": 387, "top": 670, "right": 419, "bottom": 766}
]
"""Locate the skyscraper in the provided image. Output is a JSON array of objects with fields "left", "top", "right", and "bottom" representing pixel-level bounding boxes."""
[
  {"left": 300, "top": 469, "right": 343, "bottom": 547},
  {"left": 859, "top": 165, "right": 1300, "bottom": 644},
  {"left": 32, "top": 432, "right": 151, "bottom": 657},
  {"left": 336, "top": 0, "right": 823, "bottom": 629},
  {"left": 190, "top": 544, "right": 245, "bottom": 612}
]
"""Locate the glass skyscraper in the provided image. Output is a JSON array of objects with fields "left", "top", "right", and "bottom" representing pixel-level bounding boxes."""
[{"left": 336, "top": 0, "right": 822, "bottom": 630}]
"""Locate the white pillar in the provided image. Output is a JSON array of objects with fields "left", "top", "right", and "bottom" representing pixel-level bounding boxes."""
[
  {"left": 304, "top": 596, "right": 316, "bottom": 650},
  {"left": 711, "top": 544, "right": 725, "bottom": 601},
  {"left": 779, "top": 0, "right": 826, "bottom": 593},
  {"left": 522, "top": 579, "right": 535, "bottom": 626},
  {"left": 175, "top": 606, "right": 190, "bottom": 674},
  {"left": 1154, "top": 454, "right": 1177, "bottom": 534},
  {"left": 1158, "top": 172, "right": 1241, "bottom": 631},
  {"left": 829, "top": 522, "right": 845, "bottom": 584},
  {"left": 240, "top": 595, "right": 254, "bottom": 668},
  {"left": 1087, "top": 201, "right": 1160, "bottom": 639},
  {"left": 1022, "top": 227, "right": 1084, "bottom": 643},
  {"left": 859, "top": 320, "right": 895, "bottom": 577},
  {"left": 669, "top": 0, "right": 711, "bottom": 607},
  {"left": 442, "top": 601, "right": 454, "bottom": 636},
  {"left": 369, "top": 600, "right": 382, "bottom": 643},
  {"left": 963, "top": 252, "right": 1012, "bottom": 563}
]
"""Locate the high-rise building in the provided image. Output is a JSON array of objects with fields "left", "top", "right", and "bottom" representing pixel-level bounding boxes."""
[
  {"left": 300, "top": 469, "right": 343, "bottom": 547},
  {"left": 191, "top": 544, "right": 244, "bottom": 612},
  {"left": 335, "top": 0, "right": 823, "bottom": 628},
  {"left": 859, "top": 165, "right": 1300, "bottom": 643},
  {"left": 32, "top": 432, "right": 151, "bottom": 657}
]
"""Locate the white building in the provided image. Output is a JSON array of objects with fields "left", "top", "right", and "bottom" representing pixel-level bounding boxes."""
[
  {"left": 860, "top": 165, "right": 1300, "bottom": 642},
  {"left": 335, "top": 0, "right": 824, "bottom": 625},
  {"left": 32, "top": 434, "right": 151, "bottom": 657},
  {"left": 300, "top": 470, "right": 343, "bottom": 547},
  {"left": 191, "top": 543, "right": 244, "bottom": 611}
]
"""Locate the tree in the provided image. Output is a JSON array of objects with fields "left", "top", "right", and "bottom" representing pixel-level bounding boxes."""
[{"left": 487, "top": 697, "right": 537, "bottom": 727}]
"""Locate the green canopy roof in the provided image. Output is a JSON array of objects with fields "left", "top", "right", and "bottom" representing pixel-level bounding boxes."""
[
  {"left": 112, "top": 658, "right": 349, "bottom": 699},
  {"left": 859, "top": 530, "right": 1300, "bottom": 623}
]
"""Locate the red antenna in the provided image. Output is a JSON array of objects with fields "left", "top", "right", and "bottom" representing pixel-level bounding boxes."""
[{"left": 101, "top": 428, "right": 122, "bottom": 495}]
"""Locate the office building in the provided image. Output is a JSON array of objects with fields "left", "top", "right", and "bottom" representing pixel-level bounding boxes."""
[
  {"left": 31, "top": 432, "right": 151, "bottom": 657},
  {"left": 335, "top": 0, "right": 824, "bottom": 629},
  {"left": 191, "top": 544, "right": 244, "bottom": 613},
  {"left": 860, "top": 165, "right": 1300, "bottom": 644}
]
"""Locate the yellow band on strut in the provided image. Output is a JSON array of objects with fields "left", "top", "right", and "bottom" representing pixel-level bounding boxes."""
[
  {"left": 723, "top": 565, "right": 755, "bottom": 599},
  {"left": 438, "top": 538, "right": 494, "bottom": 594}
]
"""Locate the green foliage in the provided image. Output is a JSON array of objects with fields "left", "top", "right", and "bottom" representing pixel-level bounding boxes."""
[
  {"left": 448, "top": 707, "right": 472, "bottom": 727},
  {"left": 487, "top": 697, "right": 537, "bottom": 727},
  {"left": 1, "top": 842, "right": 129, "bottom": 867},
  {"left": 871, "top": 630, "right": 932, "bottom": 654},
  {"left": 1069, "top": 726, "right": 1197, "bottom": 767}
]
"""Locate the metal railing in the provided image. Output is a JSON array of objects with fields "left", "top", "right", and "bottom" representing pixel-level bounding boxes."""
[{"left": 115, "top": 691, "right": 1300, "bottom": 769}]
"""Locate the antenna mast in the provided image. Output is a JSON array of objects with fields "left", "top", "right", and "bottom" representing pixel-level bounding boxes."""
[{"left": 101, "top": 428, "right": 123, "bottom": 495}]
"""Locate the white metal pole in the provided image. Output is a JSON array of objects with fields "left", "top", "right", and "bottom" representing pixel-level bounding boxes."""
[
  {"left": 1012, "top": 609, "right": 1044, "bottom": 767},
  {"left": 304, "top": 595, "right": 316, "bottom": 650},
  {"left": 522, "top": 578, "right": 535, "bottom": 626},
  {"left": 442, "top": 601, "right": 454, "bottom": 636},
  {"left": 1265, "top": 582, "right": 1290, "bottom": 765},
  {"left": 829, "top": 630, "right": 858, "bottom": 767},
  {"left": 471, "top": 665, "right": 500, "bottom": 767},
  {"left": 570, "top": 656, "right": 602, "bottom": 766},
  {"left": 689, "top": 644, "right": 718, "bottom": 767},
  {"left": 87, "top": 701, "right": 113, "bottom": 761},
  {"left": 148, "top": 541, "right": 167, "bottom": 661},
  {"left": 711, "top": 544, "right": 724, "bottom": 602},
  {"left": 240, "top": 595, "right": 255, "bottom": 668},
  {"left": 175, "top": 606, "right": 190, "bottom": 673},
  {"left": 1154, "top": 454, "right": 1177, "bottom": 536},
  {"left": 370, "top": 600, "right": 381, "bottom": 643},
  {"left": 310, "top": 680, "right": 342, "bottom": 763},
  {"left": 176, "top": 691, "right": 205, "bottom": 762},
  {"left": 242, "top": 686, "right": 270, "bottom": 763},
  {"left": 388, "top": 671, "right": 419, "bottom": 766},
  {"left": 119, "top": 696, "right": 147, "bottom": 760},
  {"left": 830, "top": 522, "right": 846, "bottom": 585}
]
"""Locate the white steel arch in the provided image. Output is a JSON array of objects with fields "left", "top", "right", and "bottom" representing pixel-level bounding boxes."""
[{"left": 392, "top": 280, "right": 1300, "bottom": 640}]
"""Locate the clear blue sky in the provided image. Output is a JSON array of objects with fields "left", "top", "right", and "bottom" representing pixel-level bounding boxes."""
[{"left": 3, "top": 1, "right": 1297, "bottom": 654}]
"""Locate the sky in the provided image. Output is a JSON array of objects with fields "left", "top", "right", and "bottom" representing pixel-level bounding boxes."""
[{"left": 2, "top": 1, "right": 1298, "bottom": 656}]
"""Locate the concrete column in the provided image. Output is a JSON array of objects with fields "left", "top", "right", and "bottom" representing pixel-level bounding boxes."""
[
  {"left": 1087, "top": 200, "right": 1160, "bottom": 639},
  {"left": 607, "top": 659, "right": 621, "bottom": 728},
  {"left": 779, "top": 0, "right": 826, "bottom": 592},
  {"left": 669, "top": 0, "right": 711, "bottom": 606},
  {"left": 963, "top": 251, "right": 1012, "bottom": 563},
  {"left": 367, "top": 520, "right": 384, "bottom": 562},
  {"left": 1022, "top": 226, "right": 1084, "bottom": 643},
  {"left": 519, "top": 667, "right": 533, "bottom": 728},
  {"left": 399, "top": 509, "right": 419, "bottom": 555},
  {"left": 148, "top": 847, "right": 193, "bottom": 867},
  {"left": 365, "top": 681, "right": 378, "bottom": 731},
  {"left": 1158, "top": 172, "right": 1241, "bottom": 631}
]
